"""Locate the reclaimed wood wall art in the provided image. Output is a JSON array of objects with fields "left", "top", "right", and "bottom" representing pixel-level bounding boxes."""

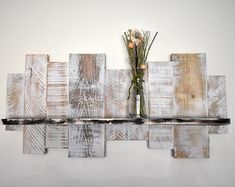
[{"left": 2, "top": 53, "right": 230, "bottom": 159}]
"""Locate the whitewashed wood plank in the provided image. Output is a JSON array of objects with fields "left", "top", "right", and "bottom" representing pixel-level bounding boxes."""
[
  {"left": 173, "top": 126, "right": 209, "bottom": 158},
  {"left": 68, "top": 123, "right": 105, "bottom": 158},
  {"left": 148, "top": 125, "right": 174, "bottom": 149},
  {"left": 23, "top": 125, "right": 47, "bottom": 154},
  {"left": 105, "top": 70, "right": 135, "bottom": 117},
  {"left": 47, "top": 62, "right": 68, "bottom": 118},
  {"left": 69, "top": 54, "right": 106, "bottom": 118},
  {"left": 24, "top": 54, "right": 49, "bottom": 118},
  {"left": 148, "top": 62, "right": 176, "bottom": 117},
  {"left": 171, "top": 53, "right": 208, "bottom": 117},
  {"left": 106, "top": 123, "right": 148, "bottom": 140},
  {"left": 5, "top": 73, "right": 24, "bottom": 131},
  {"left": 46, "top": 125, "right": 68, "bottom": 148},
  {"left": 208, "top": 76, "right": 228, "bottom": 134}
]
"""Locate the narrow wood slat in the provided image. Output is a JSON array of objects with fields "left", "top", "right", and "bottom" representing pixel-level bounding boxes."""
[
  {"left": 148, "top": 125, "right": 174, "bottom": 149},
  {"left": 69, "top": 54, "right": 106, "bottom": 118},
  {"left": 148, "top": 62, "right": 176, "bottom": 117},
  {"left": 208, "top": 76, "right": 228, "bottom": 134},
  {"left": 24, "top": 54, "right": 49, "bottom": 118},
  {"left": 105, "top": 70, "right": 134, "bottom": 117},
  {"left": 23, "top": 125, "right": 47, "bottom": 154},
  {"left": 47, "top": 62, "right": 68, "bottom": 118},
  {"left": 23, "top": 54, "right": 48, "bottom": 154},
  {"left": 5, "top": 74, "right": 24, "bottom": 131},
  {"left": 68, "top": 123, "right": 105, "bottom": 158},
  {"left": 46, "top": 125, "right": 68, "bottom": 148},
  {"left": 171, "top": 53, "right": 208, "bottom": 117},
  {"left": 173, "top": 126, "right": 209, "bottom": 158},
  {"left": 106, "top": 123, "right": 148, "bottom": 140}
]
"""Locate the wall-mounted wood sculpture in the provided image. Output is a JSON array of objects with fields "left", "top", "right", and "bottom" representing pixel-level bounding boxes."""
[{"left": 2, "top": 53, "right": 230, "bottom": 159}]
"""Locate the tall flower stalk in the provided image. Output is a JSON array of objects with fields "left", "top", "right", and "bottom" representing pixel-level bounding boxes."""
[{"left": 122, "top": 29, "right": 158, "bottom": 118}]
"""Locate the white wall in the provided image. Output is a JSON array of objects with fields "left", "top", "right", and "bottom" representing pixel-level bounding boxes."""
[{"left": 0, "top": 0, "right": 235, "bottom": 186}]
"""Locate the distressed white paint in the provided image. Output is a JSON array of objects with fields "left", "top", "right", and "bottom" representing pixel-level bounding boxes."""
[
  {"left": 69, "top": 123, "right": 106, "bottom": 158},
  {"left": 69, "top": 54, "right": 106, "bottom": 118},
  {"left": 148, "top": 125, "right": 174, "bottom": 149},
  {"left": 208, "top": 76, "right": 228, "bottom": 134}
]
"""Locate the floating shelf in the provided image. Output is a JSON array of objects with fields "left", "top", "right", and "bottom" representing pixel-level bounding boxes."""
[
  {"left": 2, "top": 53, "right": 231, "bottom": 159},
  {"left": 1, "top": 117, "right": 231, "bottom": 126}
]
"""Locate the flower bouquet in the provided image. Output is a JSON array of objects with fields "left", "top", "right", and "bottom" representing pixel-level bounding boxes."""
[{"left": 122, "top": 29, "right": 158, "bottom": 118}]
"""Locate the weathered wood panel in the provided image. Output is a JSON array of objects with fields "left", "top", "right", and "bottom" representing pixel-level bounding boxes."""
[
  {"left": 105, "top": 70, "right": 134, "bottom": 117},
  {"left": 24, "top": 54, "right": 49, "bottom": 118},
  {"left": 106, "top": 123, "right": 148, "bottom": 140},
  {"left": 46, "top": 125, "right": 68, "bottom": 148},
  {"left": 148, "top": 125, "right": 174, "bottom": 149},
  {"left": 69, "top": 54, "right": 106, "bottom": 118},
  {"left": 68, "top": 124, "right": 105, "bottom": 158},
  {"left": 23, "top": 125, "right": 47, "bottom": 154},
  {"left": 208, "top": 76, "right": 228, "bottom": 134},
  {"left": 47, "top": 62, "right": 68, "bottom": 118},
  {"left": 171, "top": 53, "right": 208, "bottom": 117},
  {"left": 173, "top": 126, "right": 209, "bottom": 158},
  {"left": 5, "top": 74, "right": 24, "bottom": 131},
  {"left": 148, "top": 62, "right": 176, "bottom": 117}
]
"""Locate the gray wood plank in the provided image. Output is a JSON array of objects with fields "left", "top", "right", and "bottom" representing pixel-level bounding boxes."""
[
  {"left": 148, "top": 62, "right": 176, "bottom": 117},
  {"left": 171, "top": 53, "right": 208, "bottom": 117},
  {"left": 106, "top": 123, "right": 148, "bottom": 140},
  {"left": 23, "top": 54, "right": 48, "bottom": 154},
  {"left": 68, "top": 123, "right": 106, "bottom": 158},
  {"left": 23, "top": 125, "right": 47, "bottom": 154},
  {"left": 69, "top": 54, "right": 106, "bottom": 118},
  {"left": 24, "top": 54, "right": 49, "bottom": 118},
  {"left": 148, "top": 125, "right": 174, "bottom": 149},
  {"left": 47, "top": 62, "right": 68, "bottom": 118},
  {"left": 173, "top": 126, "right": 209, "bottom": 158},
  {"left": 5, "top": 73, "right": 24, "bottom": 131},
  {"left": 208, "top": 76, "right": 228, "bottom": 134},
  {"left": 105, "top": 70, "right": 134, "bottom": 118},
  {"left": 46, "top": 125, "right": 68, "bottom": 148}
]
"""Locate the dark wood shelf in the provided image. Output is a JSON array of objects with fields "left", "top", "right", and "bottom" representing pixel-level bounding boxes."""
[{"left": 1, "top": 117, "right": 231, "bottom": 126}]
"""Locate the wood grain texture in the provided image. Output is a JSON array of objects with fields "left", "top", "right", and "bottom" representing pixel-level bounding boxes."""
[
  {"left": 47, "top": 62, "right": 68, "bottom": 118},
  {"left": 171, "top": 53, "right": 208, "bottom": 117},
  {"left": 208, "top": 76, "right": 228, "bottom": 134},
  {"left": 6, "top": 74, "right": 24, "bottom": 131},
  {"left": 68, "top": 123, "right": 105, "bottom": 158},
  {"left": 23, "top": 125, "right": 47, "bottom": 154},
  {"left": 173, "top": 126, "right": 209, "bottom": 158},
  {"left": 46, "top": 125, "right": 68, "bottom": 148},
  {"left": 148, "top": 62, "right": 176, "bottom": 117},
  {"left": 69, "top": 54, "right": 106, "bottom": 118},
  {"left": 105, "top": 70, "right": 134, "bottom": 117},
  {"left": 106, "top": 123, "right": 148, "bottom": 140},
  {"left": 24, "top": 54, "right": 49, "bottom": 118},
  {"left": 148, "top": 125, "right": 174, "bottom": 149}
]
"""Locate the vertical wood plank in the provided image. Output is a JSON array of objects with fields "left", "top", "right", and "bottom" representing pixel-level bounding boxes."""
[
  {"left": 208, "top": 76, "right": 228, "bottom": 134},
  {"left": 23, "top": 54, "right": 48, "bottom": 154},
  {"left": 23, "top": 125, "right": 47, "bottom": 154},
  {"left": 171, "top": 53, "right": 208, "bottom": 117},
  {"left": 24, "top": 54, "right": 49, "bottom": 118},
  {"left": 46, "top": 125, "right": 68, "bottom": 148},
  {"left": 148, "top": 62, "right": 176, "bottom": 117},
  {"left": 105, "top": 70, "right": 134, "bottom": 117},
  {"left": 106, "top": 123, "right": 148, "bottom": 140},
  {"left": 173, "top": 126, "right": 209, "bottom": 158},
  {"left": 148, "top": 125, "right": 174, "bottom": 149},
  {"left": 5, "top": 73, "right": 24, "bottom": 131},
  {"left": 69, "top": 54, "right": 106, "bottom": 118},
  {"left": 68, "top": 123, "right": 106, "bottom": 158},
  {"left": 47, "top": 62, "right": 68, "bottom": 118}
]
